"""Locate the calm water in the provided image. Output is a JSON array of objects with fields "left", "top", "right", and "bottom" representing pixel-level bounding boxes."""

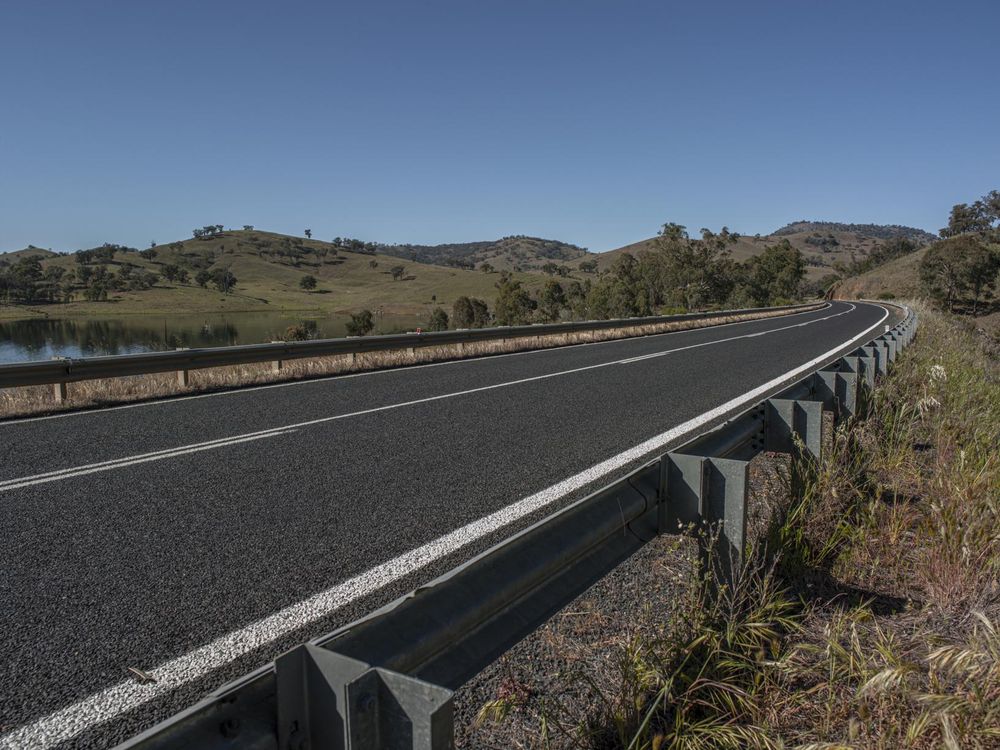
[{"left": 0, "top": 312, "right": 423, "bottom": 364}]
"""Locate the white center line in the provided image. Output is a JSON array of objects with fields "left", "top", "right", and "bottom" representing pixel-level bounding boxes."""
[
  {"left": 1, "top": 303, "right": 856, "bottom": 493},
  {"left": 0, "top": 303, "right": 888, "bottom": 750}
]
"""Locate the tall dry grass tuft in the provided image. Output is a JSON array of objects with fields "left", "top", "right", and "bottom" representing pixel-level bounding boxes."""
[
  {"left": 479, "top": 301, "right": 999, "bottom": 748},
  {"left": 0, "top": 306, "right": 816, "bottom": 420}
]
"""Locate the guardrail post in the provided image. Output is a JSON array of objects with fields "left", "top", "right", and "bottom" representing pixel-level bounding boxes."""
[
  {"left": 50, "top": 357, "right": 68, "bottom": 402},
  {"left": 276, "top": 643, "right": 454, "bottom": 750},
  {"left": 175, "top": 348, "right": 191, "bottom": 386},
  {"left": 663, "top": 453, "right": 749, "bottom": 587},
  {"left": 814, "top": 366, "right": 860, "bottom": 421},
  {"left": 764, "top": 398, "right": 824, "bottom": 460}
]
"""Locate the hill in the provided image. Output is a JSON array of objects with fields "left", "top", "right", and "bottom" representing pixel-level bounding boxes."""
[
  {"left": 586, "top": 222, "right": 934, "bottom": 282},
  {"left": 0, "top": 230, "right": 560, "bottom": 321},
  {"left": 0, "top": 246, "right": 60, "bottom": 262},
  {"left": 834, "top": 245, "right": 927, "bottom": 299},
  {"left": 772, "top": 221, "right": 938, "bottom": 245},
  {"left": 375, "top": 236, "right": 588, "bottom": 272}
]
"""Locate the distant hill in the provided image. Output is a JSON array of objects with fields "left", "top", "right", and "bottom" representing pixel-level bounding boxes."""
[
  {"left": 772, "top": 221, "right": 938, "bottom": 245},
  {"left": 376, "top": 236, "right": 588, "bottom": 272},
  {"left": 0, "top": 245, "right": 60, "bottom": 262},
  {"left": 588, "top": 222, "right": 936, "bottom": 282},
  {"left": 0, "top": 230, "right": 560, "bottom": 321}
]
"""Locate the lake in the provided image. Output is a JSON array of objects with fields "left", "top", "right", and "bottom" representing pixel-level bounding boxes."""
[{"left": 0, "top": 311, "right": 424, "bottom": 365}]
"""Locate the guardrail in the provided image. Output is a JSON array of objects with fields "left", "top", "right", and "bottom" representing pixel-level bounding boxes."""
[
  {"left": 0, "top": 302, "right": 823, "bottom": 402},
  {"left": 114, "top": 303, "right": 915, "bottom": 750}
]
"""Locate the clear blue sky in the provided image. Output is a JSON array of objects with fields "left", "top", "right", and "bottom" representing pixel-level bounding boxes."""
[{"left": 1, "top": 0, "right": 997, "bottom": 254}]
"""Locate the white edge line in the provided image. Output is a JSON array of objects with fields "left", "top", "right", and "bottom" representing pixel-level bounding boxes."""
[
  {"left": 0, "top": 303, "right": 830, "bottom": 427},
  {"left": 0, "top": 303, "right": 888, "bottom": 749}
]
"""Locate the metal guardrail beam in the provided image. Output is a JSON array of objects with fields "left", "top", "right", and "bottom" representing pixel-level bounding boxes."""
[
  {"left": 114, "top": 304, "right": 915, "bottom": 750},
  {"left": 0, "top": 303, "right": 822, "bottom": 396}
]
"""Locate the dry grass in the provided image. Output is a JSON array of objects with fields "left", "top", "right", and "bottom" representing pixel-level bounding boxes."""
[
  {"left": 0, "top": 306, "right": 819, "bottom": 420},
  {"left": 482, "top": 301, "right": 1000, "bottom": 749}
]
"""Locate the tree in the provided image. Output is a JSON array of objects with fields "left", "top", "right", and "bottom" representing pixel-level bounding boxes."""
[
  {"left": 243, "top": 225, "right": 254, "bottom": 231},
  {"left": 304, "top": 229, "right": 312, "bottom": 239},
  {"left": 579, "top": 259, "right": 598, "bottom": 274},
  {"left": 941, "top": 189, "right": 999, "bottom": 237},
  {"left": 195, "top": 270, "right": 212, "bottom": 288},
  {"left": 162, "top": 264, "right": 182, "bottom": 282},
  {"left": 390, "top": 265, "right": 406, "bottom": 281},
  {"left": 960, "top": 242, "right": 1000, "bottom": 314},
  {"left": 452, "top": 296, "right": 490, "bottom": 328},
  {"left": 369, "top": 259, "right": 378, "bottom": 269},
  {"left": 739, "top": 240, "right": 806, "bottom": 306},
  {"left": 921, "top": 234, "right": 1000, "bottom": 313},
  {"left": 493, "top": 277, "right": 535, "bottom": 325},
  {"left": 480, "top": 262, "right": 494, "bottom": 274},
  {"left": 540, "top": 279, "right": 566, "bottom": 321},
  {"left": 299, "top": 274, "right": 317, "bottom": 290},
  {"left": 920, "top": 239, "right": 967, "bottom": 311},
  {"left": 426, "top": 307, "right": 449, "bottom": 331},
  {"left": 211, "top": 268, "right": 237, "bottom": 293},
  {"left": 346, "top": 309, "right": 375, "bottom": 336}
]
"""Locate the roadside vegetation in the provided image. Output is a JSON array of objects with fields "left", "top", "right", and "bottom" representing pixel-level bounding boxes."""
[
  {"left": 837, "top": 189, "right": 1000, "bottom": 341},
  {"left": 473, "top": 303, "right": 1000, "bottom": 748}
]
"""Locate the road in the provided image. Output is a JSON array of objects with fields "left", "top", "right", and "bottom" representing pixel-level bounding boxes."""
[{"left": 0, "top": 300, "right": 890, "bottom": 749}]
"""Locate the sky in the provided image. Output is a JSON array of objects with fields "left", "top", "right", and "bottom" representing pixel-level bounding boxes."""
[{"left": 1, "top": 0, "right": 997, "bottom": 254}]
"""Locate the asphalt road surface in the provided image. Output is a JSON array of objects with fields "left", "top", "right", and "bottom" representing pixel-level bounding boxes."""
[{"left": 0, "top": 301, "right": 891, "bottom": 749}]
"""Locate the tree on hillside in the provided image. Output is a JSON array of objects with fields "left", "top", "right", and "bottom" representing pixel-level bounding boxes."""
[
  {"left": 540, "top": 279, "right": 566, "bottom": 321},
  {"left": 304, "top": 229, "right": 312, "bottom": 239},
  {"left": 638, "top": 224, "right": 738, "bottom": 311},
  {"left": 452, "top": 296, "right": 490, "bottom": 328},
  {"left": 426, "top": 307, "right": 449, "bottom": 331},
  {"left": 390, "top": 265, "right": 406, "bottom": 281},
  {"left": 920, "top": 239, "right": 969, "bottom": 311},
  {"left": 941, "top": 189, "right": 999, "bottom": 237},
  {"left": 299, "top": 274, "right": 317, "bottom": 290},
  {"left": 960, "top": 242, "right": 1000, "bottom": 314},
  {"left": 579, "top": 259, "right": 598, "bottom": 274},
  {"left": 587, "top": 253, "right": 649, "bottom": 318},
  {"left": 493, "top": 277, "right": 536, "bottom": 325},
  {"left": 739, "top": 240, "right": 806, "bottom": 305},
  {"left": 243, "top": 225, "right": 254, "bottom": 231},
  {"left": 211, "top": 268, "right": 237, "bottom": 293},
  {"left": 346, "top": 309, "right": 375, "bottom": 336},
  {"left": 195, "top": 270, "right": 212, "bottom": 288}
]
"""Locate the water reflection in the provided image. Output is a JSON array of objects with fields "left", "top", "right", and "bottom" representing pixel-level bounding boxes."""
[{"left": 0, "top": 312, "right": 420, "bottom": 364}]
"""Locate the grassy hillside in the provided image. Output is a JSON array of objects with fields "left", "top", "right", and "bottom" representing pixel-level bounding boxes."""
[
  {"left": 0, "top": 230, "right": 559, "bottom": 321},
  {"left": 377, "top": 236, "right": 588, "bottom": 272},
  {"left": 834, "top": 245, "right": 927, "bottom": 299},
  {"left": 1, "top": 246, "right": 60, "bottom": 262}
]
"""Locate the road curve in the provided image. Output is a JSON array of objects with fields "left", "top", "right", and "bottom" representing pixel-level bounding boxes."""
[{"left": 0, "top": 301, "right": 890, "bottom": 749}]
